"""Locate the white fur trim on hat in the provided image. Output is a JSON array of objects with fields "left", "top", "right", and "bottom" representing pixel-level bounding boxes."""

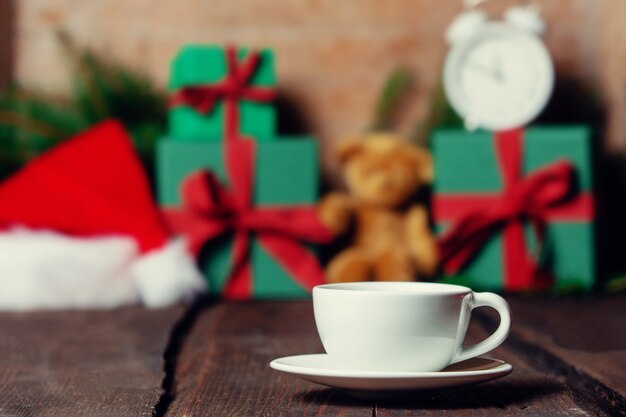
[
  {"left": 0, "top": 228, "right": 206, "bottom": 310},
  {"left": 131, "top": 238, "right": 206, "bottom": 308}
]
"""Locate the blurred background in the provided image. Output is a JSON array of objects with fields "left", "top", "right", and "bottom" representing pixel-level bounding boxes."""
[
  {"left": 0, "top": 0, "right": 625, "bottom": 292},
  {"left": 1, "top": 0, "right": 624, "bottom": 179}
]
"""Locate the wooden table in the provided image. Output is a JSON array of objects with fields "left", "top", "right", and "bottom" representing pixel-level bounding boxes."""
[{"left": 0, "top": 295, "right": 624, "bottom": 416}]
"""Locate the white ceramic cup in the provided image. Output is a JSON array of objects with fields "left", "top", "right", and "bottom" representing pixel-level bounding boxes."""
[{"left": 313, "top": 282, "right": 511, "bottom": 372}]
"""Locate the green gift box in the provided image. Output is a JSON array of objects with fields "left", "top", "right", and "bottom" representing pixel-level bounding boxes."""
[
  {"left": 432, "top": 126, "right": 595, "bottom": 292},
  {"left": 169, "top": 45, "right": 276, "bottom": 141},
  {"left": 158, "top": 139, "right": 321, "bottom": 299}
]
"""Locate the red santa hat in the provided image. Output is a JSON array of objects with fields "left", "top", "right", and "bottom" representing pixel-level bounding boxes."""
[{"left": 0, "top": 120, "right": 205, "bottom": 310}]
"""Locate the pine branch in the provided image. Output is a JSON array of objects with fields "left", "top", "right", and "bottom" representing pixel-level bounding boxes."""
[
  {"left": 0, "top": 109, "right": 70, "bottom": 138},
  {"left": 56, "top": 30, "right": 109, "bottom": 120},
  {"left": 0, "top": 31, "right": 167, "bottom": 181},
  {"left": 411, "top": 79, "right": 463, "bottom": 146},
  {"left": 370, "top": 67, "right": 412, "bottom": 132}
]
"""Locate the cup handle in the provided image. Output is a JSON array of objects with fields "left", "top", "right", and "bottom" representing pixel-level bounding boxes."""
[{"left": 450, "top": 292, "right": 511, "bottom": 364}]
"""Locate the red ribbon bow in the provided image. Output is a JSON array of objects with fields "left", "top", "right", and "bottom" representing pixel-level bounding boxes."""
[
  {"left": 169, "top": 46, "right": 277, "bottom": 139},
  {"left": 167, "top": 46, "right": 332, "bottom": 299},
  {"left": 166, "top": 140, "right": 333, "bottom": 299},
  {"left": 437, "top": 129, "right": 593, "bottom": 290}
]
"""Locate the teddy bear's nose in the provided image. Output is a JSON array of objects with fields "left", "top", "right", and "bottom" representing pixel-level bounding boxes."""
[
  {"left": 371, "top": 174, "right": 394, "bottom": 190},
  {"left": 367, "top": 169, "right": 384, "bottom": 180}
]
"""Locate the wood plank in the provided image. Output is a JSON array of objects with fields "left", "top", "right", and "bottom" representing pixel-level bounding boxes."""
[
  {"left": 505, "top": 295, "right": 626, "bottom": 400},
  {"left": 0, "top": 305, "right": 184, "bottom": 417},
  {"left": 167, "top": 300, "right": 617, "bottom": 416},
  {"left": 165, "top": 301, "right": 370, "bottom": 417},
  {"left": 376, "top": 315, "right": 601, "bottom": 417}
]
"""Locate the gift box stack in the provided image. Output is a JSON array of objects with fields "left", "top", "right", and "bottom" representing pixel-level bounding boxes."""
[
  {"left": 432, "top": 127, "right": 595, "bottom": 292},
  {"left": 158, "top": 46, "right": 331, "bottom": 300}
]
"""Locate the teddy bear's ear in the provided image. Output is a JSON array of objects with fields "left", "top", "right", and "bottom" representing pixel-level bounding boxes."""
[
  {"left": 409, "top": 146, "right": 434, "bottom": 183},
  {"left": 336, "top": 138, "right": 364, "bottom": 165}
]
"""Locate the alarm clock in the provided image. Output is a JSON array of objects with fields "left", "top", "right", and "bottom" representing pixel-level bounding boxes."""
[{"left": 443, "top": 5, "right": 554, "bottom": 131}]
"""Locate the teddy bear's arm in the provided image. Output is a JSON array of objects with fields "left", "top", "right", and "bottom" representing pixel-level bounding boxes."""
[
  {"left": 406, "top": 205, "right": 439, "bottom": 277},
  {"left": 318, "top": 192, "right": 355, "bottom": 236}
]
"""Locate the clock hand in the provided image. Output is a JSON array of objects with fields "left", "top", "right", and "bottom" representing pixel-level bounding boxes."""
[
  {"left": 492, "top": 53, "right": 504, "bottom": 82},
  {"left": 468, "top": 60, "right": 502, "bottom": 83}
]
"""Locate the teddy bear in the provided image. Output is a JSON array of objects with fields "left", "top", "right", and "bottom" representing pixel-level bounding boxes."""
[{"left": 318, "top": 133, "right": 439, "bottom": 283}]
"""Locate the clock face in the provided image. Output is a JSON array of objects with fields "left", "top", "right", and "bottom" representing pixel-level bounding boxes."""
[{"left": 444, "top": 23, "right": 554, "bottom": 131}]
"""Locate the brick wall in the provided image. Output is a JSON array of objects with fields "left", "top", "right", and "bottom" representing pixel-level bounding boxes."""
[{"left": 10, "top": 0, "right": 626, "bottom": 179}]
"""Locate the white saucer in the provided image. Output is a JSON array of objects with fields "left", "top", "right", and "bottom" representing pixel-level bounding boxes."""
[{"left": 270, "top": 354, "right": 512, "bottom": 393}]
